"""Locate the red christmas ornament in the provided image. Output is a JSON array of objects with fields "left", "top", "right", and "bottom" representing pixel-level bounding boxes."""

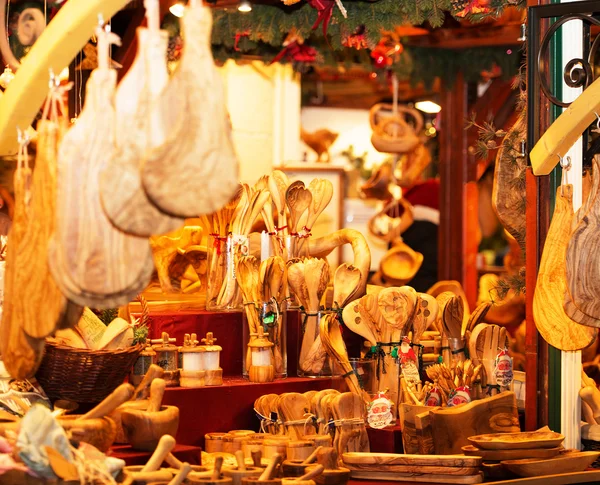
[{"left": 455, "top": 0, "right": 493, "bottom": 18}]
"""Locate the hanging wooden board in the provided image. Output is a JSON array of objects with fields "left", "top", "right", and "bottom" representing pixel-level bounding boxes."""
[
  {"left": 0, "top": 0, "right": 132, "bottom": 156},
  {"left": 533, "top": 185, "right": 597, "bottom": 349},
  {"left": 99, "top": 26, "right": 184, "bottom": 237},
  {"left": 565, "top": 156, "right": 600, "bottom": 325},
  {"left": 48, "top": 65, "right": 154, "bottom": 309},
  {"left": 141, "top": 4, "right": 239, "bottom": 218}
]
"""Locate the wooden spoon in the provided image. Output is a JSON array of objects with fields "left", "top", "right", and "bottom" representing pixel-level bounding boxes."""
[
  {"left": 341, "top": 300, "right": 378, "bottom": 345},
  {"left": 333, "top": 263, "right": 362, "bottom": 308},
  {"left": 378, "top": 286, "right": 417, "bottom": 341},
  {"left": 269, "top": 170, "right": 289, "bottom": 233},
  {"left": 306, "top": 179, "right": 334, "bottom": 232},
  {"left": 286, "top": 181, "right": 312, "bottom": 235},
  {"left": 278, "top": 393, "right": 313, "bottom": 440}
]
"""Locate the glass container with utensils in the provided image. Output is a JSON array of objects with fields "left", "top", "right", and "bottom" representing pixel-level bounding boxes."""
[
  {"left": 206, "top": 233, "right": 247, "bottom": 311},
  {"left": 297, "top": 310, "right": 335, "bottom": 378}
]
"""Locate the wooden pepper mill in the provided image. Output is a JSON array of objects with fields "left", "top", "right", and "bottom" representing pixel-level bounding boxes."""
[
  {"left": 248, "top": 328, "right": 275, "bottom": 383},
  {"left": 201, "top": 332, "right": 223, "bottom": 386},
  {"left": 151, "top": 332, "right": 180, "bottom": 387},
  {"left": 179, "top": 333, "right": 191, "bottom": 369},
  {"left": 180, "top": 333, "right": 206, "bottom": 388},
  {"left": 130, "top": 342, "right": 157, "bottom": 387}
]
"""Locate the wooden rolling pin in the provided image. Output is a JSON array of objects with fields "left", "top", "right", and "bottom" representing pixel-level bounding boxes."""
[
  {"left": 580, "top": 385, "right": 600, "bottom": 423},
  {"left": 142, "top": 434, "right": 177, "bottom": 472},
  {"left": 79, "top": 383, "right": 134, "bottom": 420},
  {"left": 132, "top": 364, "right": 165, "bottom": 401}
]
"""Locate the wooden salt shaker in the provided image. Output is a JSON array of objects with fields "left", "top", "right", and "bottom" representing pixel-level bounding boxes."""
[
  {"left": 180, "top": 333, "right": 206, "bottom": 388},
  {"left": 205, "top": 432, "right": 229, "bottom": 453},
  {"left": 201, "top": 332, "right": 223, "bottom": 386},
  {"left": 151, "top": 332, "right": 180, "bottom": 387},
  {"left": 223, "top": 450, "right": 263, "bottom": 485},
  {"left": 130, "top": 343, "right": 157, "bottom": 387},
  {"left": 286, "top": 441, "right": 314, "bottom": 462},
  {"left": 248, "top": 328, "right": 275, "bottom": 383}
]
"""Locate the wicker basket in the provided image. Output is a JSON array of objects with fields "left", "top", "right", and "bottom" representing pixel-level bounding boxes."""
[
  {"left": 35, "top": 342, "right": 143, "bottom": 404},
  {"left": 35, "top": 295, "right": 149, "bottom": 404}
]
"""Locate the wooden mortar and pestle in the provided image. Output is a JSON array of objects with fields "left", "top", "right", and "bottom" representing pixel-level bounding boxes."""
[
  {"left": 307, "top": 448, "right": 349, "bottom": 485},
  {"left": 110, "top": 364, "right": 165, "bottom": 443},
  {"left": 281, "top": 464, "right": 324, "bottom": 485},
  {"left": 134, "top": 463, "right": 192, "bottom": 485},
  {"left": 121, "top": 434, "right": 178, "bottom": 484},
  {"left": 187, "top": 456, "right": 233, "bottom": 484},
  {"left": 282, "top": 446, "right": 322, "bottom": 477},
  {"left": 58, "top": 383, "right": 134, "bottom": 451},
  {"left": 223, "top": 450, "right": 263, "bottom": 485},
  {"left": 122, "top": 378, "right": 179, "bottom": 451},
  {"left": 242, "top": 453, "right": 284, "bottom": 485}
]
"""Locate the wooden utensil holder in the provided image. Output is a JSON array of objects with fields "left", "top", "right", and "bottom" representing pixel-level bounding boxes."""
[{"left": 298, "top": 311, "right": 333, "bottom": 378}]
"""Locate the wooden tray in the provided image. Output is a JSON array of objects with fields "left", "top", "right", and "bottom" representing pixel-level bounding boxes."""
[
  {"left": 349, "top": 470, "right": 484, "bottom": 484},
  {"left": 468, "top": 431, "right": 564, "bottom": 450},
  {"left": 501, "top": 451, "right": 600, "bottom": 478},
  {"left": 461, "top": 445, "right": 564, "bottom": 461},
  {"left": 342, "top": 452, "right": 481, "bottom": 468},
  {"left": 343, "top": 463, "right": 480, "bottom": 476}
]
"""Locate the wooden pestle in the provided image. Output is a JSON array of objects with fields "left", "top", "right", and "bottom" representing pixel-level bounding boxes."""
[
  {"left": 236, "top": 450, "right": 247, "bottom": 471},
  {"left": 259, "top": 453, "right": 283, "bottom": 481},
  {"left": 79, "top": 383, "right": 134, "bottom": 420},
  {"left": 148, "top": 378, "right": 167, "bottom": 412},
  {"left": 251, "top": 448, "right": 263, "bottom": 467},
  {"left": 142, "top": 434, "right": 176, "bottom": 472},
  {"left": 169, "top": 462, "right": 192, "bottom": 485},
  {"left": 315, "top": 448, "right": 337, "bottom": 471},
  {"left": 124, "top": 469, "right": 173, "bottom": 484},
  {"left": 213, "top": 456, "right": 225, "bottom": 481},
  {"left": 166, "top": 452, "right": 185, "bottom": 469},
  {"left": 132, "top": 364, "right": 165, "bottom": 401},
  {"left": 301, "top": 446, "right": 323, "bottom": 465},
  {"left": 296, "top": 464, "right": 324, "bottom": 481}
]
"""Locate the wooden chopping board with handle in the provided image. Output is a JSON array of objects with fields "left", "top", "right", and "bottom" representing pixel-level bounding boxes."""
[
  {"left": 534, "top": 184, "right": 597, "bottom": 349},
  {"left": 48, "top": 31, "right": 154, "bottom": 309},
  {"left": 99, "top": 4, "right": 184, "bottom": 237},
  {"left": 141, "top": 3, "right": 238, "bottom": 218},
  {"left": 0, "top": 136, "right": 45, "bottom": 379},
  {"left": 429, "top": 391, "right": 520, "bottom": 455},
  {"left": 564, "top": 157, "right": 600, "bottom": 326}
]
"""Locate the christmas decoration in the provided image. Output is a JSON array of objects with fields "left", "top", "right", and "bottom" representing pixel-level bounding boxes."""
[
  {"left": 454, "top": 0, "right": 493, "bottom": 18},
  {"left": 306, "top": 0, "right": 347, "bottom": 37},
  {"left": 343, "top": 26, "right": 369, "bottom": 50},
  {"left": 271, "top": 30, "right": 318, "bottom": 73}
]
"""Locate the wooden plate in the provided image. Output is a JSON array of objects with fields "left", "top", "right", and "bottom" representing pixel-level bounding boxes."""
[
  {"left": 462, "top": 445, "right": 564, "bottom": 461},
  {"left": 501, "top": 451, "right": 600, "bottom": 478},
  {"left": 468, "top": 432, "right": 564, "bottom": 450}
]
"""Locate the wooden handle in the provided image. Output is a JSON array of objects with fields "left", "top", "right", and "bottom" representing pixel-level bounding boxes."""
[
  {"left": 580, "top": 386, "right": 600, "bottom": 422},
  {"left": 235, "top": 450, "right": 247, "bottom": 471},
  {"left": 79, "top": 383, "right": 134, "bottom": 420},
  {"left": 251, "top": 447, "right": 262, "bottom": 467},
  {"left": 302, "top": 445, "right": 323, "bottom": 465},
  {"left": 166, "top": 452, "right": 184, "bottom": 469},
  {"left": 128, "top": 469, "right": 173, "bottom": 482},
  {"left": 132, "top": 364, "right": 165, "bottom": 401},
  {"left": 142, "top": 434, "right": 176, "bottom": 472},
  {"left": 212, "top": 456, "right": 224, "bottom": 481},
  {"left": 148, "top": 378, "right": 166, "bottom": 413},
  {"left": 297, "top": 464, "right": 324, "bottom": 481},
  {"left": 259, "top": 453, "right": 283, "bottom": 481},
  {"left": 169, "top": 462, "right": 191, "bottom": 485}
]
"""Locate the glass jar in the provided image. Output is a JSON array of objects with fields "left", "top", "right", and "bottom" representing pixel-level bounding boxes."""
[
  {"left": 283, "top": 235, "right": 300, "bottom": 309},
  {"left": 243, "top": 300, "right": 287, "bottom": 378},
  {"left": 206, "top": 233, "right": 245, "bottom": 311},
  {"left": 297, "top": 310, "right": 334, "bottom": 378},
  {"left": 349, "top": 358, "right": 377, "bottom": 394}
]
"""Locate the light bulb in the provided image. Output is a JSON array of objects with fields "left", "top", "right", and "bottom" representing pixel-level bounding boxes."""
[
  {"left": 238, "top": 0, "right": 252, "bottom": 12},
  {"left": 415, "top": 100, "right": 442, "bottom": 114},
  {"left": 0, "top": 66, "right": 15, "bottom": 89},
  {"left": 169, "top": 1, "right": 185, "bottom": 17}
]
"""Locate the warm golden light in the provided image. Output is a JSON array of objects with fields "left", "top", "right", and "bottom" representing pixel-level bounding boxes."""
[
  {"left": 415, "top": 100, "right": 442, "bottom": 114},
  {"left": 169, "top": 2, "right": 185, "bottom": 17},
  {"left": 238, "top": 1, "right": 252, "bottom": 12}
]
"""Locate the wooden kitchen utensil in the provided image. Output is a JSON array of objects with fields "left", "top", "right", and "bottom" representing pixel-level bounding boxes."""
[
  {"left": 430, "top": 391, "right": 520, "bottom": 454},
  {"left": 534, "top": 185, "right": 597, "bottom": 349},
  {"left": 286, "top": 181, "right": 312, "bottom": 236},
  {"left": 49, "top": 27, "right": 154, "bottom": 308},
  {"left": 141, "top": 4, "right": 238, "bottom": 218},
  {"left": 331, "top": 392, "right": 369, "bottom": 456},
  {"left": 259, "top": 453, "right": 284, "bottom": 481},
  {"left": 565, "top": 155, "right": 600, "bottom": 324},
  {"left": 122, "top": 378, "right": 180, "bottom": 450},
  {"left": 310, "top": 447, "right": 350, "bottom": 485},
  {"left": 100, "top": 0, "right": 183, "bottom": 237},
  {"left": 461, "top": 445, "right": 563, "bottom": 461},
  {"left": 279, "top": 393, "right": 314, "bottom": 440},
  {"left": 501, "top": 451, "right": 600, "bottom": 478},
  {"left": 224, "top": 450, "right": 262, "bottom": 485},
  {"left": 333, "top": 263, "right": 361, "bottom": 308},
  {"left": 269, "top": 170, "right": 289, "bottom": 234},
  {"left": 468, "top": 431, "right": 564, "bottom": 450},
  {"left": 341, "top": 301, "right": 378, "bottom": 346}
]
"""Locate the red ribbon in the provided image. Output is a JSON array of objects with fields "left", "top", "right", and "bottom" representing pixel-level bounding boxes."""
[
  {"left": 210, "top": 233, "right": 227, "bottom": 256},
  {"left": 307, "top": 0, "right": 336, "bottom": 37},
  {"left": 234, "top": 31, "right": 250, "bottom": 52},
  {"left": 271, "top": 41, "right": 317, "bottom": 65}
]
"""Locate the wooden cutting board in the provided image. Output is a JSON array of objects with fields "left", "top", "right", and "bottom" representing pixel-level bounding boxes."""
[
  {"left": 14, "top": 119, "right": 79, "bottom": 340},
  {"left": 349, "top": 470, "right": 484, "bottom": 484},
  {"left": 342, "top": 452, "right": 482, "bottom": 468},
  {"left": 344, "top": 463, "right": 480, "bottom": 475},
  {"left": 430, "top": 391, "right": 520, "bottom": 455},
  {"left": 141, "top": 5, "right": 238, "bottom": 218},
  {"left": 533, "top": 186, "right": 597, "bottom": 349},
  {"left": 565, "top": 156, "right": 600, "bottom": 324},
  {"left": 49, "top": 66, "right": 154, "bottom": 309},
  {"left": 492, "top": 111, "right": 526, "bottom": 250},
  {"left": 0, "top": 138, "right": 45, "bottom": 379},
  {"left": 99, "top": 27, "right": 183, "bottom": 237}
]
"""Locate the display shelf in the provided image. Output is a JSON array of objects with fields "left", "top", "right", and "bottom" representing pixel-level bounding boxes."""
[
  {"left": 110, "top": 443, "right": 202, "bottom": 466},
  {"left": 163, "top": 376, "right": 345, "bottom": 447}
]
